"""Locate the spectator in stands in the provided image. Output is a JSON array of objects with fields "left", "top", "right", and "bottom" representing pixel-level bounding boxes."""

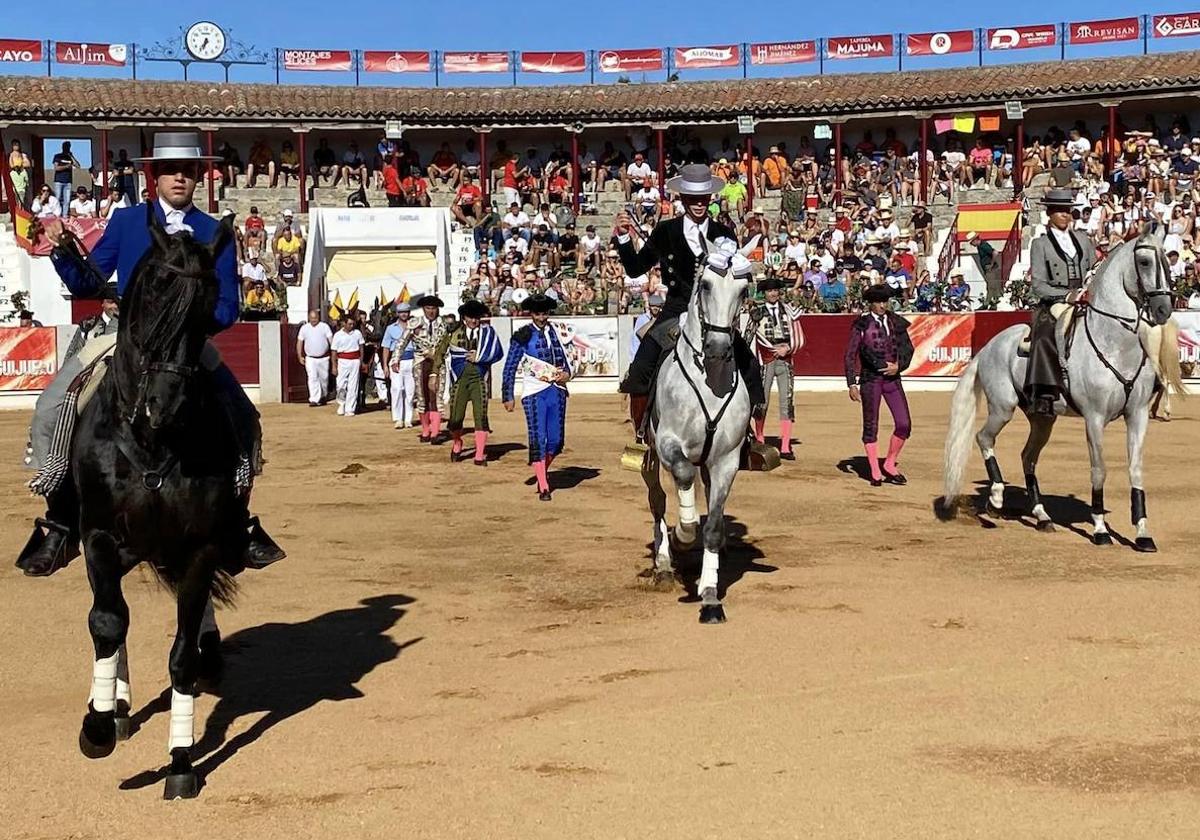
[
  {"left": 402, "top": 166, "right": 431, "bottom": 208},
  {"left": 243, "top": 205, "right": 267, "bottom": 256},
  {"left": 546, "top": 167, "right": 571, "bottom": 206},
  {"left": 341, "top": 142, "right": 368, "bottom": 187},
  {"left": 68, "top": 186, "right": 96, "bottom": 218},
  {"left": 314, "top": 138, "right": 338, "bottom": 186},
  {"left": 31, "top": 185, "right": 60, "bottom": 219},
  {"left": 218, "top": 141, "right": 243, "bottom": 189},
  {"left": 279, "top": 140, "right": 301, "bottom": 187},
  {"left": 634, "top": 177, "right": 660, "bottom": 225},
  {"left": 460, "top": 136, "right": 481, "bottom": 185},
  {"left": 109, "top": 149, "right": 137, "bottom": 204},
  {"left": 1067, "top": 128, "right": 1091, "bottom": 174},
  {"left": 820, "top": 271, "right": 847, "bottom": 309},
  {"left": 277, "top": 253, "right": 302, "bottom": 286},
  {"left": 241, "top": 248, "right": 268, "bottom": 294},
  {"left": 382, "top": 154, "right": 403, "bottom": 207},
  {"left": 428, "top": 142, "right": 460, "bottom": 188},
  {"left": 50, "top": 141, "right": 80, "bottom": 217},
  {"left": 100, "top": 184, "right": 129, "bottom": 219},
  {"left": 275, "top": 225, "right": 303, "bottom": 267},
  {"left": 18, "top": 309, "right": 42, "bottom": 327},
  {"left": 451, "top": 173, "right": 482, "bottom": 226},
  {"left": 579, "top": 224, "right": 603, "bottom": 272},
  {"left": 244, "top": 278, "right": 277, "bottom": 314},
  {"left": 500, "top": 150, "right": 522, "bottom": 209},
  {"left": 597, "top": 141, "right": 626, "bottom": 194},
  {"left": 1171, "top": 150, "right": 1199, "bottom": 202},
  {"left": 719, "top": 172, "right": 747, "bottom": 220},
  {"left": 501, "top": 201, "right": 531, "bottom": 245},
  {"left": 246, "top": 137, "right": 277, "bottom": 188},
  {"left": 946, "top": 268, "right": 971, "bottom": 310},
  {"left": 624, "top": 152, "right": 653, "bottom": 201},
  {"left": 8, "top": 140, "right": 31, "bottom": 207}
]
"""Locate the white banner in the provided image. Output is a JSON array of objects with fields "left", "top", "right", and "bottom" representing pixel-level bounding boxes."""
[
  {"left": 511, "top": 316, "right": 620, "bottom": 378},
  {"left": 315, "top": 207, "right": 447, "bottom": 248}
]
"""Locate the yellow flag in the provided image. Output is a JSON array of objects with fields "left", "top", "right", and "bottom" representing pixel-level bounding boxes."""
[
  {"left": 952, "top": 113, "right": 976, "bottom": 133},
  {"left": 396, "top": 283, "right": 411, "bottom": 304},
  {"left": 347, "top": 287, "right": 360, "bottom": 312},
  {"left": 328, "top": 290, "right": 344, "bottom": 320}
]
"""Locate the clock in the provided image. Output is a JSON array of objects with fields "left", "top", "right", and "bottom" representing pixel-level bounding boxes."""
[{"left": 184, "top": 21, "right": 226, "bottom": 61}]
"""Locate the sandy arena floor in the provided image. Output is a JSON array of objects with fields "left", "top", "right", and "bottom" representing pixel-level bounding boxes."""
[{"left": 2, "top": 391, "right": 1199, "bottom": 838}]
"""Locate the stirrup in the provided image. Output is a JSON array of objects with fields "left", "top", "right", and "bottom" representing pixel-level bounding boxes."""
[
  {"left": 620, "top": 441, "right": 651, "bottom": 472},
  {"left": 741, "top": 439, "right": 782, "bottom": 472},
  {"left": 243, "top": 516, "right": 286, "bottom": 569},
  {"left": 16, "top": 517, "right": 79, "bottom": 576}
]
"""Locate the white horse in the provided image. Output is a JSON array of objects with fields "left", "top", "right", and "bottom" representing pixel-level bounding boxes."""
[
  {"left": 938, "top": 223, "right": 1183, "bottom": 550},
  {"left": 641, "top": 237, "right": 757, "bottom": 623}
]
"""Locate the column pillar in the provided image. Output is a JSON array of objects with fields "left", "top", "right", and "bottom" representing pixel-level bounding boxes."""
[
  {"left": 744, "top": 134, "right": 754, "bottom": 212},
  {"left": 296, "top": 130, "right": 308, "bottom": 214},
  {"left": 1014, "top": 120, "right": 1025, "bottom": 201},
  {"left": 99, "top": 128, "right": 109, "bottom": 201},
  {"left": 918, "top": 116, "right": 929, "bottom": 205},
  {"left": 205, "top": 129, "right": 217, "bottom": 214},
  {"left": 477, "top": 128, "right": 490, "bottom": 208},
  {"left": 569, "top": 129, "right": 580, "bottom": 215},
  {"left": 655, "top": 127, "right": 666, "bottom": 192},
  {"left": 1106, "top": 103, "right": 1118, "bottom": 177},
  {"left": 832, "top": 120, "right": 844, "bottom": 206}
]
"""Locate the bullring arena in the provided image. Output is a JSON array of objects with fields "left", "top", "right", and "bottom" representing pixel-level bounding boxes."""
[{"left": 5, "top": 24, "right": 1200, "bottom": 839}]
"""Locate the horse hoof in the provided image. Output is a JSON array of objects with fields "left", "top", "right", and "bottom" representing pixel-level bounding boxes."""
[
  {"left": 650, "top": 569, "right": 676, "bottom": 591},
  {"left": 699, "top": 604, "right": 727, "bottom": 624},
  {"left": 1134, "top": 537, "right": 1158, "bottom": 553},
  {"left": 1094, "top": 532, "right": 1114, "bottom": 546},
  {"left": 986, "top": 503, "right": 1004, "bottom": 518},
  {"left": 78, "top": 709, "right": 116, "bottom": 759},
  {"left": 163, "top": 772, "right": 200, "bottom": 801},
  {"left": 1035, "top": 519, "right": 1056, "bottom": 533},
  {"left": 114, "top": 715, "right": 132, "bottom": 741}
]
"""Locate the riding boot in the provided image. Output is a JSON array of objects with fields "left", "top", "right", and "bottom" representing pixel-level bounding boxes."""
[
  {"left": 630, "top": 394, "right": 649, "bottom": 441},
  {"left": 17, "top": 483, "right": 80, "bottom": 577},
  {"left": 243, "top": 506, "right": 286, "bottom": 570},
  {"left": 735, "top": 336, "right": 767, "bottom": 415}
]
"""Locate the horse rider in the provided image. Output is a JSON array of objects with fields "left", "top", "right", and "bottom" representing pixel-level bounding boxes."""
[
  {"left": 411, "top": 294, "right": 448, "bottom": 443},
  {"left": 845, "top": 285, "right": 914, "bottom": 486},
  {"left": 62, "top": 286, "right": 119, "bottom": 362},
  {"left": 502, "top": 294, "right": 574, "bottom": 501},
  {"left": 380, "top": 302, "right": 418, "bottom": 429},
  {"left": 20, "top": 131, "right": 282, "bottom": 576},
  {"left": 433, "top": 299, "right": 504, "bottom": 466},
  {"left": 1026, "top": 187, "right": 1096, "bottom": 416},
  {"left": 614, "top": 163, "right": 766, "bottom": 435},
  {"left": 751, "top": 278, "right": 804, "bottom": 461}
]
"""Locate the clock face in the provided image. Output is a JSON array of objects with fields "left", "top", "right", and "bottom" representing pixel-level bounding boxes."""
[{"left": 185, "top": 21, "right": 226, "bottom": 61}]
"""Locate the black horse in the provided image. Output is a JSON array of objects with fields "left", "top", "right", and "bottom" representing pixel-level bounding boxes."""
[{"left": 73, "top": 207, "right": 253, "bottom": 799}]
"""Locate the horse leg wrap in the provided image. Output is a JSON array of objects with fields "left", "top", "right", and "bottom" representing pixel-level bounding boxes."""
[
  {"left": 168, "top": 690, "right": 195, "bottom": 750},
  {"left": 677, "top": 485, "right": 698, "bottom": 525},
  {"left": 91, "top": 652, "right": 119, "bottom": 713},
  {"left": 115, "top": 644, "right": 131, "bottom": 706},
  {"left": 984, "top": 455, "right": 1004, "bottom": 485},
  {"left": 1091, "top": 488, "right": 1105, "bottom": 516},
  {"left": 698, "top": 549, "right": 720, "bottom": 595},
  {"left": 1131, "top": 488, "right": 1147, "bottom": 526}
]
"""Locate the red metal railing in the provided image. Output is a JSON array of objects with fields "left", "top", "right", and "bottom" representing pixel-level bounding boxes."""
[
  {"left": 998, "top": 214, "right": 1022, "bottom": 291},
  {"left": 937, "top": 215, "right": 959, "bottom": 285}
]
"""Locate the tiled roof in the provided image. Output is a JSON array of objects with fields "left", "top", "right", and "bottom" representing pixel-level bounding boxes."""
[{"left": 3, "top": 51, "right": 1199, "bottom": 127}]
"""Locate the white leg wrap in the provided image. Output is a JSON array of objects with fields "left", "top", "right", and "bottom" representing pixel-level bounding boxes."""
[
  {"left": 1092, "top": 513, "right": 1108, "bottom": 533},
  {"left": 654, "top": 519, "right": 671, "bottom": 567},
  {"left": 698, "top": 549, "right": 720, "bottom": 594},
  {"left": 115, "top": 644, "right": 131, "bottom": 706},
  {"left": 1032, "top": 503, "right": 1049, "bottom": 522},
  {"left": 989, "top": 483, "right": 1005, "bottom": 509},
  {"left": 1135, "top": 518, "right": 1149, "bottom": 538},
  {"left": 201, "top": 599, "right": 218, "bottom": 635},
  {"left": 91, "top": 652, "right": 119, "bottom": 713},
  {"left": 168, "top": 690, "right": 195, "bottom": 751},
  {"left": 677, "top": 485, "right": 697, "bottom": 525}
]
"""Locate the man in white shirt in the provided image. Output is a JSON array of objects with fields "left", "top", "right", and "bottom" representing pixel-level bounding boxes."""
[
  {"left": 69, "top": 187, "right": 97, "bottom": 218},
  {"left": 578, "top": 224, "right": 602, "bottom": 271},
  {"left": 241, "top": 250, "right": 267, "bottom": 288},
  {"left": 330, "top": 315, "right": 365, "bottom": 416},
  {"left": 296, "top": 309, "right": 334, "bottom": 406},
  {"left": 784, "top": 232, "right": 807, "bottom": 267},
  {"left": 624, "top": 153, "right": 653, "bottom": 201},
  {"left": 31, "top": 185, "right": 61, "bottom": 218},
  {"left": 1067, "top": 129, "right": 1091, "bottom": 171},
  {"left": 635, "top": 181, "right": 661, "bottom": 224},
  {"left": 504, "top": 229, "right": 529, "bottom": 259},
  {"left": 502, "top": 202, "right": 532, "bottom": 242}
]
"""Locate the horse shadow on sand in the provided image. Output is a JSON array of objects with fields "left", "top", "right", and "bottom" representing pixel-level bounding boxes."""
[
  {"left": 120, "top": 594, "right": 421, "bottom": 792},
  {"left": 643, "top": 516, "right": 777, "bottom": 601},
  {"left": 954, "top": 480, "right": 1136, "bottom": 547}
]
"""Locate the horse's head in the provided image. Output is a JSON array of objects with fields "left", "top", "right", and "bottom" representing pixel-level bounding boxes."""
[
  {"left": 1130, "top": 222, "right": 1174, "bottom": 326},
  {"left": 120, "top": 204, "right": 235, "bottom": 432},
  {"left": 692, "top": 236, "right": 758, "bottom": 384}
]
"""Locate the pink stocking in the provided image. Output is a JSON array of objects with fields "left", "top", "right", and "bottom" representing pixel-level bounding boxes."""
[
  {"left": 451, "top": 431, "right": 463, "bottom": 454},
  {"left": 754, "top": 417, "right": 765, "bottom": 443},
  {"left": 430, "top": 411, "right": 442, "bottom": 438},
  {"left": 884, "top": 434, "right": 906, "bottom": 474},
  {"left": 419, "top": 412, "right": 430, "bottom": 437},
  {"left": 864, "top": 441, "right": 883, "bottom": 481},
  {"left": 532, "top": 460, "right": 550, "bottom": 493},
  {"left": 474, "top": 431, "right": 488, "bottom": 462},
  {"left": 779, "top": 419, "right": 793, "bottom": 454}
]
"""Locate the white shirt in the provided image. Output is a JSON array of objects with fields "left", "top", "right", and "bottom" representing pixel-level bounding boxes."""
[
  {"left": 531, "top": 211, "right": 557, "bottom": 230},
  {"left": 159, "top": 197, "right": 195, "bottom": 234},
  {"left": 627, "top": 161, "right": 653, "bottom": 182},
  {"left": 102, "top": 194, "right": 129, "bottom": 219},
  {"left": 70, "top": 198, "right": 96, "bottom": 217},
  {"left": 298, "top": 321, "right": 334, "bottom": 357},
  {"left": 331, "top": 329, "right": 364, "bottom": 355},
  {"left": 878, "top": 223, "right": 901, "bottom": 241},
  {"left": 506, "top": 235, "right": 529, "bottom": 257},
  {"left": 241, "top": 262, "right": 267, "bottom": 283},
  {"left": 581, "top": 233, "right": 602, "bottom": 254},
  {"left": 784, "top": 241, "right": 806, "bottom": 265},
  {"left": 874, "top": 313, "right": 890, "bottom": 335},
  {"left": 1049, "top": 226, "right": 1079, "bottom": 258},
  {"left": 31, "top": 195, "right": 61, "bottom": 218},
  {"left": 683, "top": 217, "right": 709, "bottom": 257},
  {"left": 1067, "top": 137, "right": 1092, "bottom": 160},
  {"left": 503, "top": 210, "right": 530, "bottom": 229},
  {"left": 637, "top": 186, "right": 660, "bottom": 208},
  {"left": 90, "top": 312, "right": 116, "bottom": 340}
]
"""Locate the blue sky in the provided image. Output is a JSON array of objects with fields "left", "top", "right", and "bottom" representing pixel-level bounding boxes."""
[{"left": 4, "top": 1, "right": 1200, "bottom": 88}]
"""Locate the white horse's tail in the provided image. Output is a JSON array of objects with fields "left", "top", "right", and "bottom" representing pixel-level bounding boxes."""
[
  {"left": 1157, "top": 319, "right": 1187, "bottom": 398},
  {"left": 935, "top": 356, "right": 981, "bottom": 521}
]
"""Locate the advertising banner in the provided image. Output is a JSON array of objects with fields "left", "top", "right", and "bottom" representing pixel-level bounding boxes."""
[
  {"left": 55, "top": 42, "right": 127, "bottom": 66},
  {"left": 596, "top": 48, "right": 662, "bottom": 73},
  {"left": 905, "top": 30, "right": 975, "bottom": 56},
  {"left": 0, "top": 39, "right": 43, "bottom": 63},
  {"left": 25, "top": 216, "right": 106, "bottom": 258},
  {"left": 1152, "top": 12, "right": 1200, "bottom": 38},
  {"left": 0, "top": 327, "right": 57, "bottom": 391},
  {"left": 282, "top": 49, "right": 353, "bottom": 71},
  {"left": 749, "top": 41, "right": 817, "bottom": 65},
  {"left": 1068, "top": 17, "right": 1140, "bottom": 44},
  {"left": 362, "top": 51, "right": 431, "bottom": 73},
  {"left": 1172, "top": 311, "right": 1200, "bottom": 376},
  {"left": 520, "top": 51, "right": 586, "bottom": 73},
  {"left": 672, "top": 44, "right": 740, "bottom": 69},
  {"left": 987, "top": 25, "right": 1058, "bottom": 50},
  {"left": 826, "top": 34, "right": 894, "bottom": 59},
  {"left": 443, "top": 51, "right": 510, "bottom": 73},
  {"left": 512, "top": 317, "right": 620, "bottom": 378},
  {"left": 905, "top": 313, "right": 975, "bottom": 376}
]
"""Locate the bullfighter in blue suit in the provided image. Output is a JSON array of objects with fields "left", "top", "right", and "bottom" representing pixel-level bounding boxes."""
[
  {"left": 501, "top": 294, "right": 573, "bottom": 501},
  {"left": 18, "top": 132, "right": 281, "bottom": 576},
  {"left": 432, "top": 299, "right": 504, "bottom": 466}
]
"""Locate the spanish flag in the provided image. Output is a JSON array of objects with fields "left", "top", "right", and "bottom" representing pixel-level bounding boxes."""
[
  {"left": 347, "top": 287, "right": 360, "bottom": 312},
  {"left": 0, "top": 140, "right": 35, "bottom": 253},
  {"left": 328, "top": 290, "right": 345, "bottom": 320},
  {"left": 395, "top": 283, "right": 411, "bottom": 305}
]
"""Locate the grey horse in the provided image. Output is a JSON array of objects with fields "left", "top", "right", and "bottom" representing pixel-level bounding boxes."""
[
  {"left": 937, "top": 223, "right": 1183, "bottom": 550},
  {"left": 641, "top": 237, "right": 758, "bottom": 623}
]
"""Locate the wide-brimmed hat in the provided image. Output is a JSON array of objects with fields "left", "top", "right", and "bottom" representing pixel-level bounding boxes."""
[
  {"left": 416, "top": 294, "right": 444, "bottom": 308},
  {"left": 666, "top": 163, "right": 725, "bottom": 196},
  {"left": 863, "top": 284, "right": 893, "bottom": 303},
  {"left": 133, "top": 131, "right": 220, "bottom": 163},
  {"left": 458, "top": 300, "right": 489, "bottom": 320},
  {"left": 521, "top": 293, "right": 557, "bottom": 314},
  {"left": 758, "top": 278, "right": 784, "bottom": 292},
  {"left": 1041, "top": 188, "right": 1076, "bottom": 210}
]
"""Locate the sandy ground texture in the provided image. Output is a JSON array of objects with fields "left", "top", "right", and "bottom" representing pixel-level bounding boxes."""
[{"left": 2, "top": 391, "right": 1200, "bottom": 839}]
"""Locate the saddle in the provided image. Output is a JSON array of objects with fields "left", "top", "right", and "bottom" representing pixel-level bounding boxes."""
[
  {"left": 1017, "top": 303, "right": 1076, "bottom": 357},
  {"left": 1017, "top": 303, "right": 1170, "bottom": 381}
]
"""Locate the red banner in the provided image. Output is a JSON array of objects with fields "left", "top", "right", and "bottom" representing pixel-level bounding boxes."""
[
  {"left": 443, "top": 51, "right": 510, "bottom": 73},
  {"left": 672, "top": 44, "right": 740, "bottom": 69},
  {"left": 1152, "top": 12, "right": 1200, "bottom": 38},
  {"left": 826, "top": 34, "right": 894, "bottom": 60},
  {"left": 362, "top": 50, "right": 430, "bottom": 73},
  {"left": 1069, "top": 17, "right": 1140, "bottom": 44},
  {"left": 55, "top": 42, "right": 127, "bottom": 66},
  {"left": 987, "top": 25, "right": 1058, "bottom": 50},
  {"left": 0, "top": 327, "right": 57, "bottom": 391},
  {"left": 24, "top": 216, "right": 107, "bottom": 258},
  {"left": 282, "top": 49, "right": 352, "bottom": 71},
  {"left": 905, "top": 314, "right": 975, "bottom": 376},
  {"left": 0, "top": 38, "right": 43, "bottom": 63},
  {"left": 520, "top": 51, "right": 586, "bottom": 73},
  {"left": 596, "top": 48, "right": 662, "bottom": 73},
  {"left": 749, "top": 41, "right": 817, "bottom": 65},
  {"left": 906, "top": 30, "right": 975, "bottom": 56}
]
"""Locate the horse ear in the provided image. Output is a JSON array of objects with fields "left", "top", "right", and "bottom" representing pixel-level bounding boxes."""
[
  {"left": 739, "top": 235, "right": 762, "bottom": 257},
  {"left": 210, "top": 214, "right": 236, "bottom": 259},
  {"left": 147, "top": 201, "right": 170, "bottom": 252}
]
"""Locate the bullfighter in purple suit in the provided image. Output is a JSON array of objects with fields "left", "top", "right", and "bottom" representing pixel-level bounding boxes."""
[{"left": 845, "top": 284, "right": 915, "bottom": 486}]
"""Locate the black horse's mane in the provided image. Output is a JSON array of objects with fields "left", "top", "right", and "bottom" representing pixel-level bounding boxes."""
[{"left": 123, "top": 239, "right": 212, "bottom": 359}]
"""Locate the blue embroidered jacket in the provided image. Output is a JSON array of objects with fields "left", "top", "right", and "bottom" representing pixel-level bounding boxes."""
[{"left": 501, "top": 323, "right": 572, "bottom": 402}]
